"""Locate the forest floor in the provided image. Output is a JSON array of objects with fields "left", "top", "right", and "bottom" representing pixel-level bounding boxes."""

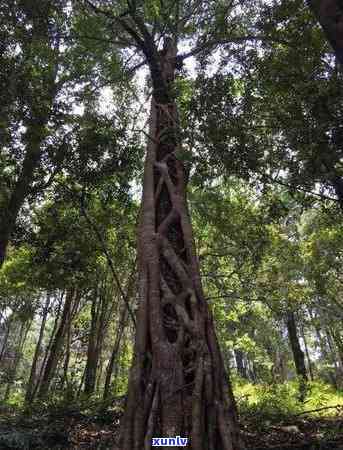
[
  {"left": 1, "top": 382, "right": 343, "bottom": 450},
  {"left": 0, "top": 405, "right": 342, "bottom": 450}
]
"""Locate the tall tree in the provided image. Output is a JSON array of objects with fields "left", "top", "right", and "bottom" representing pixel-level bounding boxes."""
[
  {"left": 285, "top": 310, "right": 308, "bottom": 399},
  {"left": 80, "top": 1, "right": 251, "bottom": 448},
  {"left": 0, "top": 0, "right": 63, "bottom": 265}
]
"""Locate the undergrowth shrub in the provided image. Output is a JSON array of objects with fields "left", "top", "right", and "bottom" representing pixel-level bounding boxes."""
[{"left": 234, "top": 379, "right": 343, "bottom": 427}]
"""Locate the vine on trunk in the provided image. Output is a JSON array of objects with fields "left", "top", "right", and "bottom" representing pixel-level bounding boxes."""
[{"left": 120, "top": 40, "right": 243, "bottom": 450}]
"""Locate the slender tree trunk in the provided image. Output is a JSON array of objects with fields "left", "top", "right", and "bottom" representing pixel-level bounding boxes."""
[
  {"left": 77, "top": 366, "right": 86, "bottom": 398},
  {"left": 301, "top": 325, "right": 314, "bottom": 381},
  {"left": 4, "top": 319, "right": 31, "bottom": 402},
  {"left": 234, "top": 349, "right": 247, "bottom": 379},
  {"left": 314, "top": 324, "right": 337, "bottom": 387},
  {"left": 103, "top": 305, "right": 128, "bottom": 400},
  {"left": 331, "top": 329, "right": 343, "bottom": 389},
  {"left": 326, "top": 328, "right": 343, "bottom": 388},
  {"left": 38, "top": 288, "right": 75, "bottom": 399},
  {"left": 120, "top": 39, "right": 242, "bottom": 450},
  {"left": 96, "top": 354, "right": 104, "bottom": 393},
  {"left": 331, "top": 328, "right": 343, "bottom": 368},
  {"left": 84, "top": 291, "right": 100, "bottom": 396},
  {"left": 25, "top": 294, "right": 50, "bottom": 405},
  {"left": 103, "top": 268, "right": 135, "bottom": 400},
  {"left": 286, "top": 311, "right": 308, "bottom": 400},
  {"left": 33, "top": 291, "right": 64, "bottom": 399},
  {"left": 0, "top": 315, "right": 12, "bottom": 364},
  {"left": 250, "top": 360, "right": 258, "bottom": 383},
  {"left": 93, "top": 287, "right": 111, "bottom": 394},
  {"left": 273, "top": 349, "right": 288, "bottom": 383},
  {"left": 62, "top": 320, "right": 72, "bottom": 392},
  {"left": 307, "top": 0, "right": 343, "bottom": 64}
]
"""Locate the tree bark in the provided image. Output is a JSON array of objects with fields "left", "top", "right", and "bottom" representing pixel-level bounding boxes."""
[
  {"left": 0, "top": 315, "right": 13, "bottom": 365},
  {"left": 25, "top": 293, "right": 50, "bottom": 405},
  {"left": 326, "top": 328, "right": 343, "bottom": 388},
  {"left": 84, "top": 290, "right": 100, "bottom": 396},
  {"left": 37, "top": 288, "right": 75, "bottom": 399},
  {"left": 307, "top": 0, "right": 343, "bottom": 65},
  {"left": 314, "top": 323, "right": 337, "bottom": 387},
  {"left": 331, "top": 328, "right": 343, "bottom": 369},
  {"left": 120, "top": 38, "right": 242, "bottom": 450},
  {"left": 286, "top": 311, "right": 308, "bottom": 401},
  {"left": 234, "top": 349, "right": 248, "bottom": 379},
  {"left": 33, "top": 291, "right": 64, "bottom": 399},
  {"left": 61, "top": 319, "right": 72, "bottom": 392},
  {"left": 286, "top": 311, "right": 308, "bottom": 382},
  {"left": 103, "top": 304, "right": 128, "bottom": 400},
  {"left": 4, "top": 319, "right": 31, "bottom": 402},
  {"left": 301, "top": 325, "right": 314, "bottom": 381}
]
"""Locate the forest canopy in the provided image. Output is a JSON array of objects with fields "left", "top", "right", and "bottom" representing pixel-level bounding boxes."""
[{"left": 0, "top": 1, "right": 343, "bottom": 449}]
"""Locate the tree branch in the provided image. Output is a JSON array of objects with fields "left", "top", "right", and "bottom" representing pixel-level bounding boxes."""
[{"left": 178, "top": 35, "right": 292, "bottom": 61}]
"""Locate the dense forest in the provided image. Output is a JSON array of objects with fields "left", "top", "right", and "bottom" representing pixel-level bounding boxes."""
[{"left": 0, "top": 1, "right": 343, "bottom": 449}]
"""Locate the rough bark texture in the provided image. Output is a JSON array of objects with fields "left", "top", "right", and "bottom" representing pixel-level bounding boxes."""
[
  {"left": 308, "top": 0, "right": 343, "bottom": 64},
  {"left": 120, "top": 39, "right": 242, "bottom": 450}
]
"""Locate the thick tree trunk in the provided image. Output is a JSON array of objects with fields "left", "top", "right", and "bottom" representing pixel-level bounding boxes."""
[
  {"left": 120, "top": 40, "right": 242, "bottom": 450},
  {"left": 307, "top": 0, "right": 343, "bottom": 65},
  {"left": 25, "top": 294, "right": 50, "bottom": 405},
  {"left": 38, "top": 289, "right": 75, "bottom": 398}
]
